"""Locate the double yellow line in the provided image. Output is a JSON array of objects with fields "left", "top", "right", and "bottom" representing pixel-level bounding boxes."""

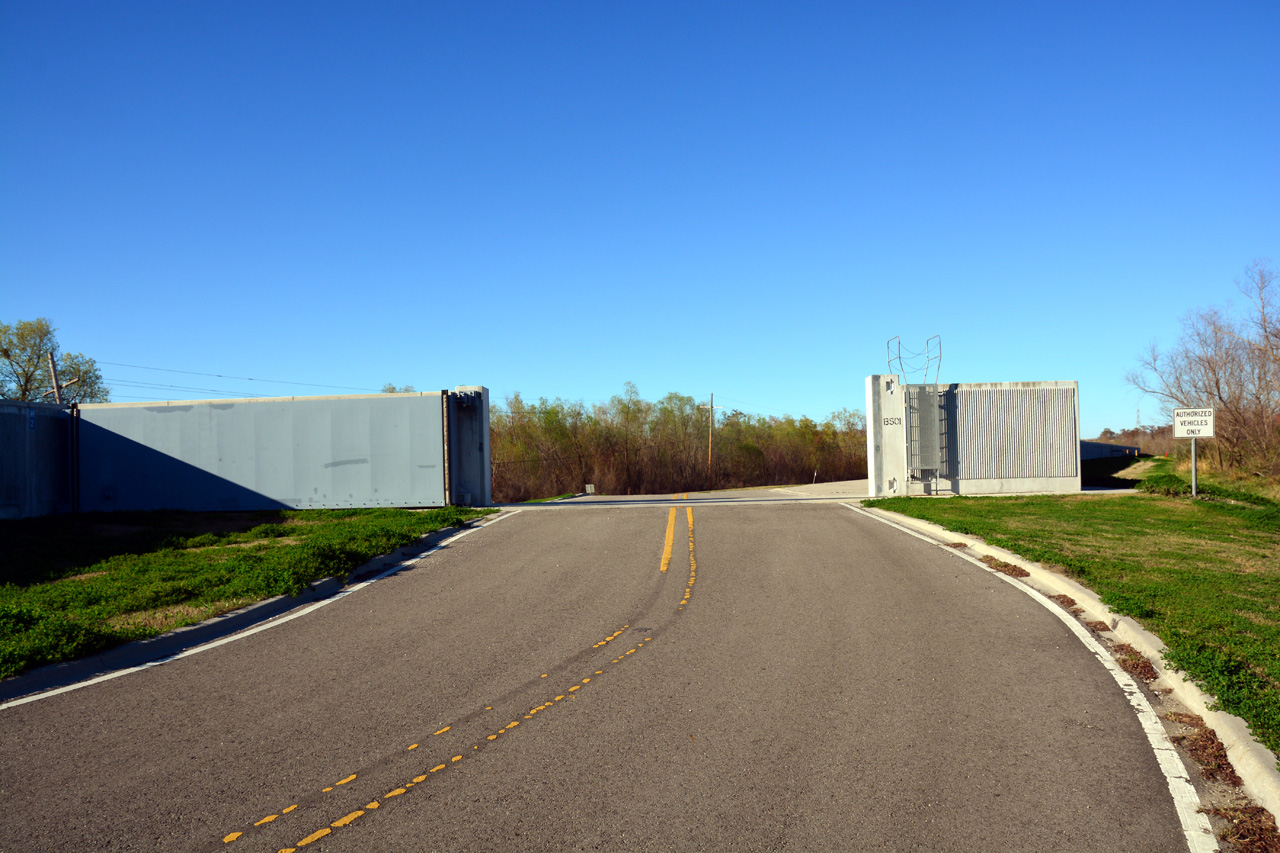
[{"left": 660, "top": 493, "right": 697, "bottom": 606}]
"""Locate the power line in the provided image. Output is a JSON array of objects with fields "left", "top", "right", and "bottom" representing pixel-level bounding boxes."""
[
  {"left": 110, "top": 393, "right": 211, "bottom": 402},
  {"left": 103, "top": 378, "right": 269, "bottom": 398},
  {"left": 99, "top": 361, "right": 380, "bottom": 392}
]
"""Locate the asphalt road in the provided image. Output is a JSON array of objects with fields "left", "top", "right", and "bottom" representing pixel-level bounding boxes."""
[{"left": 1, "top": 497, "right": 1191, "bottom": 852}]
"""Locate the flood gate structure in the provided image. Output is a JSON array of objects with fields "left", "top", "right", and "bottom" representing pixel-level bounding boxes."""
[
  {"left": 866, "top": 375, "right": 1080, "bottom": 496},
  {"left": 1, "top": 387, "right": 491, "bottom": 518}
]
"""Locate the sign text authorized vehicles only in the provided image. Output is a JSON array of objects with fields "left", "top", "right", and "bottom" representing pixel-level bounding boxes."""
[{"left": 1172, "top": 408, "right": 1215, "bottom": 439}]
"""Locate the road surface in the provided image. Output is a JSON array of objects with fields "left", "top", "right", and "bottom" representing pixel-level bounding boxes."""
[{"left": 1, "top": 494, "right": 1194, "bottom": 851}]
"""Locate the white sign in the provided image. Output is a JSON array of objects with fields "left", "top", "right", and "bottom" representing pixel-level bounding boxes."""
[{"left": 1173, "top": 408, "right": 1215, "bottom": 439}]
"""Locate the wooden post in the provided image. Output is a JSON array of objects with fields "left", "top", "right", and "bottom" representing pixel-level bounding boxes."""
[
  {"left": 707, "top": 393, "right": 714, "bottom": 485},
  {"left": 700, "top": 394, "right": 722, "bottom": 488}
]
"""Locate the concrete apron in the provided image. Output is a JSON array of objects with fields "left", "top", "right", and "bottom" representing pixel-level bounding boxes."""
[{"left": 859, "top": 506, "right": 1280, "bottom": 822}]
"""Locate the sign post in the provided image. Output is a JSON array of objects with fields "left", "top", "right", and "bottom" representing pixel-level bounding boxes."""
[{"left": 1172, "top": 408, "right": 1215, "bottom": 496}]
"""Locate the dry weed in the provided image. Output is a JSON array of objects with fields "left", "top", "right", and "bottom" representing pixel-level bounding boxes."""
[
  {"left": 980, "top": 554, "right": 1029, "bottom": 578},
  {"left": 1112, "top": 643, "right": 1160, "bottom": 682}
]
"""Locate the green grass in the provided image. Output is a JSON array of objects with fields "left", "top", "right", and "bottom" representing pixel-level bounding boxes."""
[
  {"left": 0, "top": 506, "right": 493, "bottom": 679},
  {"left": 866, "top": 465, "right": 1280, "bottom": 767},
  {"left": 523, "top": 493, "right": 578, "bottom": 503}
]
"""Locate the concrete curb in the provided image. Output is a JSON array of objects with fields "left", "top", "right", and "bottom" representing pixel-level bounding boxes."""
[
  {"left": 0, "top": 520, "right": 481, "bottom": 704},
  {"left": 861, "top": 507, "right": 1280, "bottom": 821}
]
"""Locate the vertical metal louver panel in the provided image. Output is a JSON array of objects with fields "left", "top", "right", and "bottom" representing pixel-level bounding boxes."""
[{"left": 954, "top": 387, "right": 1079, "bottom": 479}]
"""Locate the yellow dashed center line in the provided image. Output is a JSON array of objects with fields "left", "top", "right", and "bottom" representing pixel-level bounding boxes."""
[{"left": 295, "top": 827, "right": 331, "bottom": 846}]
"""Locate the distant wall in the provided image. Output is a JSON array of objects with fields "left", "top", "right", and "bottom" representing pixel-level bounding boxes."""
[
  {"left": 1080, "top": 441, "right": 1140, "bottom": 460},
  {"left": 0, "top": 401, "right": 72, "bottom": 519}
]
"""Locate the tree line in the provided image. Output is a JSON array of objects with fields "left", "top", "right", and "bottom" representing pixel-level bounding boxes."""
[
  {"left": 1091, "top": 425, "right": 1175, "bottom": 458},
  {"left": 490, "top": 384, "right": 868, "bottom": 502}
]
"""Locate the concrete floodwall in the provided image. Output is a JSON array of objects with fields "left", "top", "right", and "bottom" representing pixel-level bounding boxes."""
[
  {"left": 867, "top": 376, "right": 1080, "bottom": 496},
  {"left": 0, "top": 401, "right": 73, "bottom": 519}
]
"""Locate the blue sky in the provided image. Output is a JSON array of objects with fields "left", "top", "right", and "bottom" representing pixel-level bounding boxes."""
[{"left": 3, "top": 2, "right": 1277, "bottom": 438}]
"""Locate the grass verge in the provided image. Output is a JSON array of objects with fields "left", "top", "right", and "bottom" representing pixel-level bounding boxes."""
[
  {"left": 865, "top": 464, "right": 1280, "bottom": 768},
  {"left": 0, "top": 506, "right": 493, "bottom": 680}
]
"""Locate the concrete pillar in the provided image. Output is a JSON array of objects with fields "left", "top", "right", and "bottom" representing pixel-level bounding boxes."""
[{"left": 866, "top": 375, "right": 906, "bottom": 497}]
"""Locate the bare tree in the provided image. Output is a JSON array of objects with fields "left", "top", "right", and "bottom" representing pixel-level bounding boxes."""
[
  {"left": 1237, "top": 260, "right": 1279, "bottom": 379},
  {"left": 1127, "top": 261, "right": 1280, "bottom": 472}
]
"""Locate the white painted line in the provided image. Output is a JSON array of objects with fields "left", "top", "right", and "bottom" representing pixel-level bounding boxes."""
[
  {"left": 0, "top": 510, "right": 521, "bottom": 711},
  {"left": 842, "top": 503, "right": 1217, "bottom": 853}
]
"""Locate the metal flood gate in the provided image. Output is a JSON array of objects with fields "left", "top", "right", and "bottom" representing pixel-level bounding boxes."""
[
  {"left": 868, "top": 376, "right": 1080, "bottom": 496},
  {"left": 67, "top": 388, "right": 491, "bottom": 513}
]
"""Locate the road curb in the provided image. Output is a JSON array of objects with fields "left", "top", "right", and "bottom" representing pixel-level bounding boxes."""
[{"left": 859, "top": 506, "right": 1280, "bottom": 822}]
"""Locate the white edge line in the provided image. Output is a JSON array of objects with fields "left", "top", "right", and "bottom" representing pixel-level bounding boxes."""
[
  {"left": 841, "top": 503, "right": 1217, "bottom": 853},
  {"left": 0, "top": 510, "right": 523, "bottom": 712}
]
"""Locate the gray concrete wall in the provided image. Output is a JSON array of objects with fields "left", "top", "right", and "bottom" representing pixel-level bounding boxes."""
[
  {"left": 0, "top": 401, "right": 72, "bottom": 519},
  {"left": 78, "top": 393, "right": 450, "bottom": 512}
]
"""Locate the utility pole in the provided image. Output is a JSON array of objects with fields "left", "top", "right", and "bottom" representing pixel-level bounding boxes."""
[
  {"left": 42, "top": 353, "right": 79, "bottom": 405},
  {"left": 47, "top": 353, "right": 62, "bottom": 404},
  {"left": 701, "top": 393, "right": 723, "bottom": 488}
]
